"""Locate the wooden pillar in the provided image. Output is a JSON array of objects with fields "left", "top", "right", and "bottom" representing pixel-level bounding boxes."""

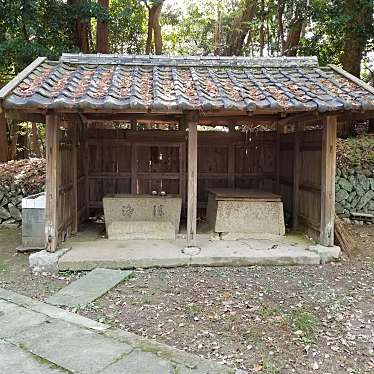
[
  {"left": 275, "top": 122, "right": 281, "bottom": 194},
  {"left": 228, "top": 144, "right": 235, "bottom": 188},
  {"left": 292, "top": 124, "right": 301, "bottom": 230},
  {"left": 320, "top": 115, "right": 337, "bottom": 246},
  {"left": 45, "top": 113, "right": 60, "bottom": 252},
  {"left": 187, "top": 119, "right": 198, "bottom": 245},
  {"left": 83, "top": 122, "right": 90, "bottom": 220},
  {"left": 72, "top": 124, "right": 78, "bottom": 233},
  {"left": 179, "top": 142, "right": 187, "bottom": 212},
  {"left": 0, "top": 113, "right": 8, "bottom": 162},
  {"left": 131, "top": 144, "right": 138, "bottom": 194}
]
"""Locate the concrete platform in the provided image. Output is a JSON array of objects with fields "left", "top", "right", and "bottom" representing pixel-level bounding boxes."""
[{"left": 58, "top": 234, "right": 339, "bottom": 271}]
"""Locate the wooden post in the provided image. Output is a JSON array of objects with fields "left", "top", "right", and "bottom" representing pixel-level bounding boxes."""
[
  {"left": 228, "top": 143, "right": 235, "bottom": 188},
  {"left": 187, "top": 118, "right": 198, "bottom": 245},
  {"left": 275, "top": 122, "right": 281, "bottom": 194},
  {"left": 131, "top": 144, "right": 138, "bottom": 194},
  {"left": 292, "top": 124, "right": 301, "bottom": 230},
  {"left": 179, "top": 142, "right": 187, "bottom": 212},
  {"left": 83, "top": 122, "right": 89, "bottom": 220},
  {"left": 320, "top": 115, "right": 337, "bottom": 246},
  {"left": 72, "top": 123, "right": 78, "bottom": 233},
  {"left": 45, "top": 113, "right": 60, "bottom": 252},
  {"left": 0, "top": 113, "right": 8, "bottom": 162}
]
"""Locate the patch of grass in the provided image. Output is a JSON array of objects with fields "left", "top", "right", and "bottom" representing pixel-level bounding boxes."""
[
  {"left": 185, "top": 303, "right": 203, "bottom": 315},
  {"left": 284, "top": 310, "right": 319, "bottom": 343},
  {"left": 0, "top": 260, "right": 9, "bottom": 273},
  {"left": 263, "top": 360, "right": 280, "bottom": 374}
]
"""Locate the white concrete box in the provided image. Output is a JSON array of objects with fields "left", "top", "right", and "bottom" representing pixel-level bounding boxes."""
[
  {"left": 22, "top": 192, "right": 46, "bottom": 249},
  {"left": 103, "top": 194, "right": 182, "bottom": 237}
]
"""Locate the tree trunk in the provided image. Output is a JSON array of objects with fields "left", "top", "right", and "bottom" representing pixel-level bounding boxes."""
[
  {"left": 145, "top": 5, "right": 154, "bottom": 54},
  {"left": 17, "top": 127, "right": 27, "bottom": 159},
  {"left": 0, "top": 114, "right": 8, "bottom": 163},
  {"left": 283, "top": 17, "right": 304, "bottom": 56},
  {"left": 277, "top": 1, "right": 285, "bottom": 54},
  {"left": 31, "top": 123, "right": 42, "bottom": 157},
  {"left": 8, "top": 122, "right": 19, "bottom": 160},
  {"left": 68, "top": 0, "right": 90, "bottom": 53},
  {"left": 145, "top": 2, "right": 164, "bottom": 55},
  {"left": 341, "top": 0, "right": 372, "bottom": 78},
  {"left": 259, "top": 0, "right": 265, "bottom": 57},
  {"left": 96, "top": 0, "right": 109, "bottom": 53},
  {"left": 222, "top": 0, "right": 257, "bottom": 56},
  {"left": 152, "top": 3, "right": 163, "bottom": 55}
]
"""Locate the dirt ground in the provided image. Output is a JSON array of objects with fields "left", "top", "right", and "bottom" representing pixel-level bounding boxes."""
[{"left": 0, "top": 225, "right": 373, "bottom": 373}]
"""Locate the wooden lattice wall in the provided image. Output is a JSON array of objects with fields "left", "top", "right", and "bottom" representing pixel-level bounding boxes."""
[{"left": 81, "top": 129, "right": 280, "bottom": 217}]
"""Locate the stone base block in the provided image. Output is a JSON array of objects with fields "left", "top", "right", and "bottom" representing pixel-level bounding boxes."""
[
  {"left": 308, "top": 244, "right": 341, "bottom": 263},
  {"left": 208, "top": 198, "right": 285, "bottom": 236},
  {"left": 29, "top": 248, "right": 70, "bottom": 273},
  {"left": 107, "top": 221, "right": 175, "bottom": 240},
  {"left": 103, "top": 195, "right": 182, "bottom": 234}
]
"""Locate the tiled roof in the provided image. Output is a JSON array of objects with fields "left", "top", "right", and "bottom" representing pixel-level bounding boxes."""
[{"left": 1, "top": 54, "right": 374, "bottom": 113}]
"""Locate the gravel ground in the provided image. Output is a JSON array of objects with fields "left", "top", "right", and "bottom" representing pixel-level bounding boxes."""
[{"left": 0, "top": 225, "right": 373, "bottom": 373}]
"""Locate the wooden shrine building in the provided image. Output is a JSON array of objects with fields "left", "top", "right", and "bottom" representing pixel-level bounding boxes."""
[{"left": 0, "top": 54, "right": 373, "bottom": 252}]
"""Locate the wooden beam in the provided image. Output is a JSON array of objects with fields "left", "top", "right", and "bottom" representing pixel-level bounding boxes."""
[
  {"left": 3, "top": 110, "right": 45, "bottom": 123},
  {"left": 187, "top": 119, "right": 198, "bottom": 244},
  {"left": 278, "top": 112, "right": 319, "bottom": 126},
  {"left": 320, "top": 115, "right": 337, "bottom": 246},
  {"left": 292, "top": 124, "right": 301, "bottom": 230},
  {"left": 328, "top": 64, "right": 374, "bottom": 95},
  {"left": 72, "top": 123, "right": 78, "bottom": 233},
  {"left": 45, "top": 112, "right": 60, "bottom": 252}
]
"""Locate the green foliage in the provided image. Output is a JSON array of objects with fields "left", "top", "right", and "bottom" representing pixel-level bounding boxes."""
[
  {"left": 109, "top": 0, "right": 147, "bottom": 54},
  {"left": 300, "top": 0, "right": 374, "bottom": 65},
  {"left": 284, "top": 309, "right": 319, "bottom": 343},
  {"left": 0, "top": 0, "right": 75, "bottom": 82}
]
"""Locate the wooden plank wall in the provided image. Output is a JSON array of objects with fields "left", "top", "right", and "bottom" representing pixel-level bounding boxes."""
[
  {"left": 83, "top": 129, "right": 277, "bottom": 217},
  {"left": 278, "top": 129, "right": 322, "bottom": 235}
]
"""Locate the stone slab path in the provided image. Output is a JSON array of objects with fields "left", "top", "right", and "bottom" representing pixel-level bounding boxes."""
[
  {"left": 47, "top": 268, "right": 133, "bottom": 307},
  {"left": 0, "top": 288, "right": 244, "bottom": 374}
]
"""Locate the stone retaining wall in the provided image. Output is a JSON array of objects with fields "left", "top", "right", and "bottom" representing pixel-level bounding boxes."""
[
  {"left": 335, "top": 168, "right": 374, "bottom": 218},
  {"left": 0, "top": 159, "right": 45, "bottom": 228},
  {"left": 0, "top": 184, "right": 26, "bottom": 227}
]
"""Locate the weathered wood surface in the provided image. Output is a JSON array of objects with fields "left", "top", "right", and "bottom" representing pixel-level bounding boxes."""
[
  {"left": 335, "top": 215, "right": 355, "bottom": 257},
  {"left": 45, "top": 113, "right": 60, "bottom": 252},
  {"left": 76, "top": 127, "right": 323, "bottom": 243},
  {"left": 278, "top": 128, "right": 322, "bottom": 237},
  {"left": 187, "top": 122, "right": 197, "bottom": 244},
  {"left": 320, "top": 116, "right": 337, "bottom": 246},
  {"left": 84, "top": 129, "right": 278, "bottom": 216}
]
